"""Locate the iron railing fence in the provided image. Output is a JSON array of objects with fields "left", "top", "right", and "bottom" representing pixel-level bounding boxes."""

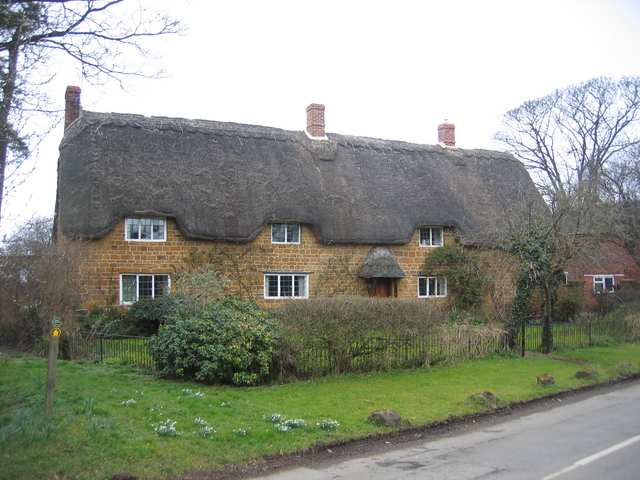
[
  {"left": 518, "top": 320, "right": 631, "bottom": 354},
  {"left": 278, "top": 326, "right": 507, "bottom": 378},
  {"left": 64, "top": 332, "right": 154, "bottom": 368},
  {"left": 61, "top": 320, "right": 634, "bottom": 377}
]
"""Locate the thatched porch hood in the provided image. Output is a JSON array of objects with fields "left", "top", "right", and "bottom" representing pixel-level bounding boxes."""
[{"left": 56, "top": 110, "right": 541, "bottom": 245}]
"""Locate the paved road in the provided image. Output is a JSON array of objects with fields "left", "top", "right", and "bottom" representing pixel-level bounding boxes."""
[{"left": 247, "top": 380, "right": 640, "bottom": 480}]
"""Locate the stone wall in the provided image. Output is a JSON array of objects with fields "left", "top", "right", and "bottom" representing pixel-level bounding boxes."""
[{"left": 75, "top": 218, "right": 514, "bottom": 314}]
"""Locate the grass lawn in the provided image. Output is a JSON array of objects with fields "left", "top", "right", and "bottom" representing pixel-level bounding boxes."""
[{"left": 1, "top": 344, "right": 640, "bottom": 479}]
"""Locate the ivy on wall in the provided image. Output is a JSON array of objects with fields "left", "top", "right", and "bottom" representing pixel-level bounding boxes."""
[{"left": 421, "top": 244, "right": 486, "bottom": 310}]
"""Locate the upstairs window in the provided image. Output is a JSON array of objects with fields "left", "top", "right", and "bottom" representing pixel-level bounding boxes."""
[
  {"left": 121, "top": 274, "right": 170, "bottom": 304},
  {"left": 418, "top": 276, "right": 447, "bottom": 298},
  {"left": 125, "top": 217, "right": 166, "bottom": 241},
  {"left": 271, "top": 223, "right": 300, "bottom": 244},
  {"left": 593, "top": 275, "right": 615, "bottom": 293},
  {"left": 264, "top": 274, "right": 308, "bottom": 299},
  {"left": 419, "top": 227, "right": 443, "bottom": 247}
]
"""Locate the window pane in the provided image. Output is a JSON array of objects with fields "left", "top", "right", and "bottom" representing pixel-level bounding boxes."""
[
  {"left": 152, "top": 219, "right": 165, "bottom": 240},
  {"left": 428, "top": 277, "right": 436, "bottom": 296},
  {"left": 436, "top": 278, "right": 445, "bottom": 296},
  {"left": 420, "top": 228, "right": 429, "bottom": 246},
  {"left": 418, "top": 277, "right": 426, "bottom": 296},
  {"left": 432, "top": 228, "right": 443, "bottom": 246},
  {"left": 138, "top": 275, "right": 153, "bottom": 299},
  {"left": 294, "top": 275, "right": 306, "bottom": 297},
  {"left": 139, "top": 218, "right": 152, "bottom": 240},
  {"left": 122, "top": 275, "right": 137, "bottom": 303},
  {"left": 126, "top": 218, "right": 139, "bottom": 239},
  {"left": 280, "top": 275, "right": 293, "bottom": 297},
  {"left": 594, "top": 277, "right": 604, "bottom": 293},
  {"left": 604, "top": 277, "right": 614, "bottom": 292},
  {"left": 154, "top": 275, "right": 169, "bottom": 297},
  {"left": 287, "top": 224, "right": 300, "bottom": 243},
  {"left": 267, "top": 276, "right": 279, "bottom": 297},
  {"left": 272, "top": 223, "right": 286, "bottom": 243}
]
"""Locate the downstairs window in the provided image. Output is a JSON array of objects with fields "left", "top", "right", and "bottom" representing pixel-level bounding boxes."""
[
  {"left": 418, "top": 276, "right": 447, "bottom": 298},
  {"left": 264, "top": 273, "right": 309, "bottom": 299},
  {"left": 593, "top": 275, "right": 615, "bottom": 293},
  {"left": 121, "top": 274, "right": 170, "bottom": 304}
]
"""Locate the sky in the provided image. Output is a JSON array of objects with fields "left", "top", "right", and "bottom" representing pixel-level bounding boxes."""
[{"left": 2, "top": 0, "right": 640, "bottom": 235}]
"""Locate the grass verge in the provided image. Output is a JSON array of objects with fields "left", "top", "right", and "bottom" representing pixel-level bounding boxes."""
[{"left": 1, "top": 344, "right": 640, "bottom": 479}]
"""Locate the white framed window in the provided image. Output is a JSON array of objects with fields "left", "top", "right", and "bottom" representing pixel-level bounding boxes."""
[
  {"left": 418, "top": 276, "right": 447, "bottom": 298},
  {"left": 271, "top": 223, "right": 300, "bottom": 244},
  {"left": 419, "top": 227, "right": 443, "bottom": 247},
  {"left": 120, "top": 274, "right": 170, "bottom": 304},
  {"left": 125, "top": 217, "right": 166, "bottom": 241},
  {"left": 593, "top": 275, "right": 615, "bottom": 293},
  {"left": 264, "top": 273, "right": 308, "bottom": 299}
]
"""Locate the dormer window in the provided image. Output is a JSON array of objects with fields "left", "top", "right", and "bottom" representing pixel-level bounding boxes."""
[
  {"left": 271, "top": 223, "right": 300, "bottom": 244},
  {"left": 125, "top": 217, "right": 166, "bottom": 241},
  {"left": 419, "top": 227, "right": 443, "bottom": 247}
]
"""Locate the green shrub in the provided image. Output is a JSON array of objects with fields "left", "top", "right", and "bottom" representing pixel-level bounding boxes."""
[
  {"left": 601, "top": 301, "right": 640, "bottom": 341},
  {"left": 148, "top": 297, "right": 281, "bottom": 385},
  {"left": 79, "top": 295, "right": 201, "bottom": 336},
  {"left": 125, "top": 294, "right": 201, "bottom": 336},
  {"left": 553, "top": 293, "right": 585, "bottom": 323}
]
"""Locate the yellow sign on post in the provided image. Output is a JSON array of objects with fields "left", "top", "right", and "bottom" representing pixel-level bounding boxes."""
[{"left": 45, "top": 318, "right": 62, "bottom": 418}]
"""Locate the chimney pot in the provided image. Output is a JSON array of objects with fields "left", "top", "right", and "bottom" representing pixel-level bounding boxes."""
[
  {"left": 65, "top": 86, "right": 81, "bottom": 129},
  {"left": 438, "top": 122, "right": 455, "bottom": 147},
  {"left": 306, "top": 103, "right": 326, "bottom": 138}
]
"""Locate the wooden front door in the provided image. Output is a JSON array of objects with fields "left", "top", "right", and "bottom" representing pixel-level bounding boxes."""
[{"left": 368, "top": 278, "right": 396, "bottom": 297}]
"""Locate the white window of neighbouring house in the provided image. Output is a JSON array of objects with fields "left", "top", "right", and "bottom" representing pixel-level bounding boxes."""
[
  {"left": 125, "top": 217, "right": 166, "bottom": 241},
  {"left": 419, "top": 227, "right": 443, "bottom": 247},
  {"left": 121, "top": 274, "right": 170, "bottom": 304},
  {"left": 593, "top": 275, "right": 615, "bottom": 293},
  {"left": 271, "top": 223, "right": 300, "bottom": 244},
  {"left": 264, "top": 274, "right": 308, "bottom": 299},
  {"left": 418, "top": 276, "right": 447, "bottom": 298}
]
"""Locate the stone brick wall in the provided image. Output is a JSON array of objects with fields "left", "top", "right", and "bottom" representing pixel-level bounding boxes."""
[{"left": 75, "top": 218, "right": 514, "bottom": 314}]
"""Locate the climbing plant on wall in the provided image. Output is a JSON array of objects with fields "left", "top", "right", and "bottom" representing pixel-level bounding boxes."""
[{"left": 421, "top": 244, "right": 486, "bottom": 310}]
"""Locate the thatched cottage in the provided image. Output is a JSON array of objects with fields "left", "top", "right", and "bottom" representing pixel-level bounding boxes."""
[{"left": 55, "top": 86, "right": 542, "bottom": 313}]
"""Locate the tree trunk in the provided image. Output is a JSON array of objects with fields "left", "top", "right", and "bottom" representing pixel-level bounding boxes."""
[{"left": 0, "top": 37, "right": 22, "bottom": 225}]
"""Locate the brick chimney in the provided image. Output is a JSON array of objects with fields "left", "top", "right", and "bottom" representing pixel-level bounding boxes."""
[
  {"left": 306, "top": 103, "right": 326, "bottom": 138},
  {"left": 65, "top": 86, "right": 81, "bottom": 129},
  {"left": 437, "top": 122, "right": 455, "bottom": 147}
]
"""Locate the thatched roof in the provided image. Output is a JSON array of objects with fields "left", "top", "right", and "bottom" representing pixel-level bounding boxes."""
[
  {"left": 56, "top": 111, "right": 543, "bottom": 245},
  {"left": 360, "top": 247, "right": 406, "bottom": 278}
]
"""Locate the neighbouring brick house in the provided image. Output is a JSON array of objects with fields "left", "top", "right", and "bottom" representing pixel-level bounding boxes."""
[
  {"left": 55, "top": 86, "right": 543, "bottom": 314},
  {"left": 564, "top": 237, "right": 640, "bottom": 310}
]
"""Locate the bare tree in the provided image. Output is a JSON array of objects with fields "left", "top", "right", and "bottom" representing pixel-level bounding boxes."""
[
  {"left": 602, "top": 147, "right": 640, "bottom": 263},
  {"left": 494, "top": 77, "right": 640, "bottom": 348},
  {"left": 495, "top": 76, "right": 640, "bottom": 209},
  {"left": 0, "top": 216, "right": 83, "bottom": 348},
  {"left": 0, "top": 0, "right": 182, "bottom": 224}
]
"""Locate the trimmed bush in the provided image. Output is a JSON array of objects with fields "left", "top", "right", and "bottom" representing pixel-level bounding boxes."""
[
  {"left": 148, "top": 297, "right": 281, "bottom": 385},
  {"left": 274, "top": 297, "right": 445, "bottom": 376}
]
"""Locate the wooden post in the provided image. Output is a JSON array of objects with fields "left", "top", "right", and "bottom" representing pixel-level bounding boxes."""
[{"left": 44, "top": 333, "right": 59, "bottom": 417}]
